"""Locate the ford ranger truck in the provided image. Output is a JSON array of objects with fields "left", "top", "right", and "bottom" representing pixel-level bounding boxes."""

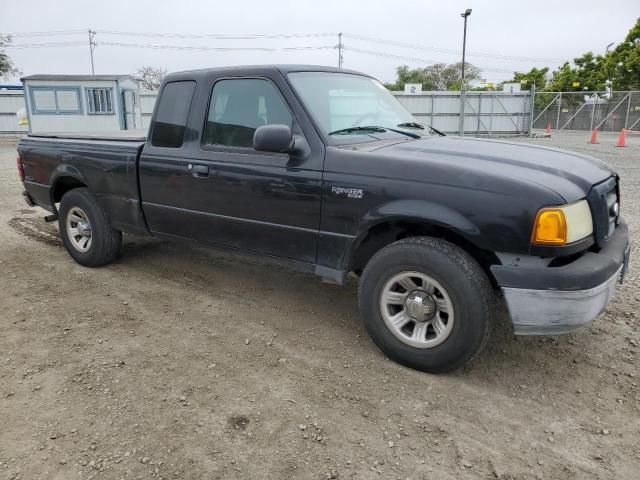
[{"left": 17, "top": 65, "right": 630, "bottom": 373}]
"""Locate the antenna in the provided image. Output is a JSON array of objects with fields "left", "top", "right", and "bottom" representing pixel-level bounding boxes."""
[{"left": 338, "top": 32, "right": 344, "bottom": 68}]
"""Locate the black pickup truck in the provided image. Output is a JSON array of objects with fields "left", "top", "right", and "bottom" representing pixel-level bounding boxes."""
[{"left": 17, "top": 65, "right": 630, "bottom": 372}]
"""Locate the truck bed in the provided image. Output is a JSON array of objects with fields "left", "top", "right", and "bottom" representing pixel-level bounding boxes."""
[
  {"left": 27, "top": 130, "right": 147, "bottom": 142},
  {"left": 18, "top": 133, "right": 148, "bottom": 235}
]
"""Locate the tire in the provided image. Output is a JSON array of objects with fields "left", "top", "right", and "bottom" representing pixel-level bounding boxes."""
[
  {"left": 58, "top": 188, "right": 122, "bottom": 267},
  {"left": 358, "top": 237, "right": 493, "bottom": 373}
]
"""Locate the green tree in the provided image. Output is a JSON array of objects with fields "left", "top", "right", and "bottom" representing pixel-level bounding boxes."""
[
  {"left": 440, "top": 62, "right": 482, "bottom": 90},
  {"left": 573, "top": 52, "right": 607, "bottom": 90},
  {"left": 547, "top": 53, "right": 607, "bottom": 91},
  {"left": 505, "top": 67, "right": 549, "bottom": 91},
  {"left": 544, "top": 18, "right": 639, "bottom": 92},
  {"left": 0, "top": 34, "right": 19, "bottom": 80},
  {"left": 606, "top": 18, "right": 640, "bottom": 90},
  {"left": 384, "top": 65, "right": 433, "bottom": 91},
  {"left": 385, "top": 62, "right": 481, "bottom": 91}
]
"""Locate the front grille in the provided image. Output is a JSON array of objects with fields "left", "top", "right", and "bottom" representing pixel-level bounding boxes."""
[{"left": 587, "top": 176, "right": 619, "bottom": 246}]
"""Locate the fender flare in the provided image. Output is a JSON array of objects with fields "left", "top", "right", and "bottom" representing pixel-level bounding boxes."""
[
  {"left": 49, "top": 164, "right": 89, "bottom": 210},
  {"left": 344, "top": 199, "right": 482, "bottom": 269}
]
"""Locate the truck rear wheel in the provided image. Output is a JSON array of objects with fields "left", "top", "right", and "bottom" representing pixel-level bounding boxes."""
[
  {"left": 59, "top": 188, "right": 122, "bottom": 267},
  {"left": 358, "top": 237, "right": 493, "bottom": 373}
]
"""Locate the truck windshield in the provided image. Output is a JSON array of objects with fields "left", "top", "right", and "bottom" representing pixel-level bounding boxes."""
[{"left": 287, "top": 72, "right": 425, "bottom": 141}]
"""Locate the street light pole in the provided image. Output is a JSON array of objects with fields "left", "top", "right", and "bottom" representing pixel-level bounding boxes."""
[
  {"left": 459, "top": 8, "right": 472, "bottom": 136},
  {"left": 605, "top": 42, "right": 614, "bottom": 92}
]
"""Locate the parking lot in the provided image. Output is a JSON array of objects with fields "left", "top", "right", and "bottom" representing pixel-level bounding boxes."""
[{"left": 0, "top": 132, "right": 638, "bottom": 480}]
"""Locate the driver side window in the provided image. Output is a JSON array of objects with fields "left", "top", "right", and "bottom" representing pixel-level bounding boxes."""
[{"left": 203, "top": 78, "right": 293, "bottom": 148}]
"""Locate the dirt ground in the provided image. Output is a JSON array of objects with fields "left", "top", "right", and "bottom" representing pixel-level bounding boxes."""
[{"left": 0, "top": 131, "right": 638, "bottom": 480}]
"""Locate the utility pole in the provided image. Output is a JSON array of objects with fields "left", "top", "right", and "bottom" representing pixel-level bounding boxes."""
[
  {"left": 337, "top": 32, "right": 344, "bottom": 69},
  {"left": 459, "top": 9, "right": 472, "bottom": 136},
  {"left": 88, "top": 29, "right": 97, "bottom": 75}
]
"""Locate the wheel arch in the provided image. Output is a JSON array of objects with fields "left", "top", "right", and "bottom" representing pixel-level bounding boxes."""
[
  {"left": 50, "top": 165, "right": 89, "bottom": 209},
  {"left": 348, "top": 215, "right": 501, "bottom": 287}
]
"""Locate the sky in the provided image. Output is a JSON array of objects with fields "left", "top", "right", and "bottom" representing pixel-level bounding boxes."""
[{"left": 2, "top": 0, "right": 639, "bottom": 86}]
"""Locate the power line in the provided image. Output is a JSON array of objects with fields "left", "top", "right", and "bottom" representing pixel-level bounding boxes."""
[
  {"left": 344, "top": 46, "right": 517, "bottom": 74},
  {"left": 4, "top": 41, "right": 86, "bottom": 48},
  {"left": 6, "top": 41, "right": 335, "bottom": 53},
  {"left": 6, "top": 29, "right": 563, "bottom": 64},
  {"left": 99, "top": 42, "right": 336, "bottom": 52},
  {"left": 6, "top": 30, "right": 537, "bottom": 76},
  {"left": 6, "top": 30, "right": 86, "bottom": 37},
  {"left": 97, "top": 30, "right": 336, "bottom": 40},
  {"left": 5, "top": 40, "right": 521, "bottom": 75},
  {"left": 343, "top": 33, "right": 565, "bottom": 63}
]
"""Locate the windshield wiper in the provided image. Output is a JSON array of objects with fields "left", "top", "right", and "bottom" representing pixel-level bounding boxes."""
[
  {"left": 328, "top": 126, "right": 386, "bottom": 135},
  {"left": 328, "top": 125, "right": 420, "bottom": 139},
  {"left": 397, "top": 122, "right": 446, "bottom": 137}
]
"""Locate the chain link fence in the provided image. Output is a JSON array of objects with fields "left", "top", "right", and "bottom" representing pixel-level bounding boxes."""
[{"left": 532, "top": 91, "right": 640, "bottom": 132}]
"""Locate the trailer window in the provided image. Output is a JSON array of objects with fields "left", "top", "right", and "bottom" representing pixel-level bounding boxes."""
[
  {"left": 151, "top": 81, "right": 196, "bottom": 148},
  {"left": 86, "top": 88, "right": 114, "bottom": 114},
  {"left": 29, "top": 86, "right": 82, "bottom": 115}
]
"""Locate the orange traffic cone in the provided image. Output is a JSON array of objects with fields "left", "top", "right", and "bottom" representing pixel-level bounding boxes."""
[
  {"left": 545, "top": 123, "right": 552, "bottom": 135},
  {"left": 589, "top": 128, "right": 599, "bottom": 144},
  {"left": 616, "top": 129, "right": 626, "bottom": 147}
]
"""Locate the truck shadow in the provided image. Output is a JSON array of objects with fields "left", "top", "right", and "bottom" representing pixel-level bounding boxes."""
[
  {"left": 6, "top": 216, "right": 590, "bottom": 382},
  {"left": 115, "top": 234, "right": 585, "bottom": 381}
]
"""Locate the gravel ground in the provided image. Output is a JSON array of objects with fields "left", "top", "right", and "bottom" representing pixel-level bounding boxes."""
[{"left": 0, "top": 131, "right": 638, "bottom": 480}]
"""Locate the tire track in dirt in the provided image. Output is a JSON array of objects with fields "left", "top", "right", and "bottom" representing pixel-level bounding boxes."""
[{"left": 7, "top": 216, "right": 62, "bottom": 247}]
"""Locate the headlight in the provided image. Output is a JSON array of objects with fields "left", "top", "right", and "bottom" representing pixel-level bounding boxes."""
[{"left": 531, "top": 200, "right": 593, "bottom": 245}]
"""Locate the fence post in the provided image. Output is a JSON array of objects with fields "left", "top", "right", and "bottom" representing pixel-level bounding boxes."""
[
  {"left": 590, "top": 93, "right": 598, "bottom": 132},
  {"left": 625, "top": 91, "right": 632, "bottom": 129},
  {"left": 529, "top": 84, "right": 535, "bottom": 136},
  {"left": 556, "top": 92, "right": 562, "bottom": 130},
  {"left": 477, "top": 93, "right": 482, "bottom": 135},
  {"left": 521, "top": 91, "right": 527, "bottom": 134},
  {"left": 431, "top": 93, "right": 435, "bottom": 128},
  {"left": 489, "top": 91, "right": 494, "bottom": 136}
]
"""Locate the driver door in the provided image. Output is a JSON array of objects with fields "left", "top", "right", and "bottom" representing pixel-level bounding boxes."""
[{"left": 139, "top": 73, "right": 324, "bottom": 264}]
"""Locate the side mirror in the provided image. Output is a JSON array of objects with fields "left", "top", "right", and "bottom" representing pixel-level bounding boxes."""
[{"left": 253, "top": 124, "right": 294, "bottom": 153}]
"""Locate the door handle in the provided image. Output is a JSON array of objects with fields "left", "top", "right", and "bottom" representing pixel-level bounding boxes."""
[{"left": 188, "top": 164, "right": 209, "bottom": 178}]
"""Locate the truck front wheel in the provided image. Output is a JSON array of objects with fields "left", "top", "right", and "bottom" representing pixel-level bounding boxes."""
[
  {"left": 358, "top": 237, "right": 493, "bottom": 373},
  {"left": 59, "top": 188, "right": 122, "bottom": 267}
]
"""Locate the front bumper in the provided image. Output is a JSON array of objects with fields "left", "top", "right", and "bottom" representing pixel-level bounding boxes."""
[{"left": 491, "top": 221, "right": 629, "bottom": 335}]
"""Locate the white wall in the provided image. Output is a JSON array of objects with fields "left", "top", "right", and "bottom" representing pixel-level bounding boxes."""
[
  {"left": 139, "top": 91, "right": 157, "bottom": 131},
  {"left": 25, "top": 79, "right": 123, "bottom": 133},
  {"left": 0, "top": 91, "right": 28, "bottom": 135},
  {"left": 393, "top": 91, "right": 532, "bottom": 134}
]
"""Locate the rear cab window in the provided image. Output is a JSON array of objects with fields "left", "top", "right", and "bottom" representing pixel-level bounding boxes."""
[{"left": 151, "top": 81, "right": 196, "bottom": 148}]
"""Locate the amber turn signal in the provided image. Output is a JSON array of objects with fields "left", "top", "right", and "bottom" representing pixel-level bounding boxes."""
[{"left": 532, "top": 208, "right": 567, "bottom": 245}]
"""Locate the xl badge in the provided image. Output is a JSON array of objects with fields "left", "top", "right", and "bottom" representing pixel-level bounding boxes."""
[{"left": 332, "top": 186, "right": 363, "bottom": 199}]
